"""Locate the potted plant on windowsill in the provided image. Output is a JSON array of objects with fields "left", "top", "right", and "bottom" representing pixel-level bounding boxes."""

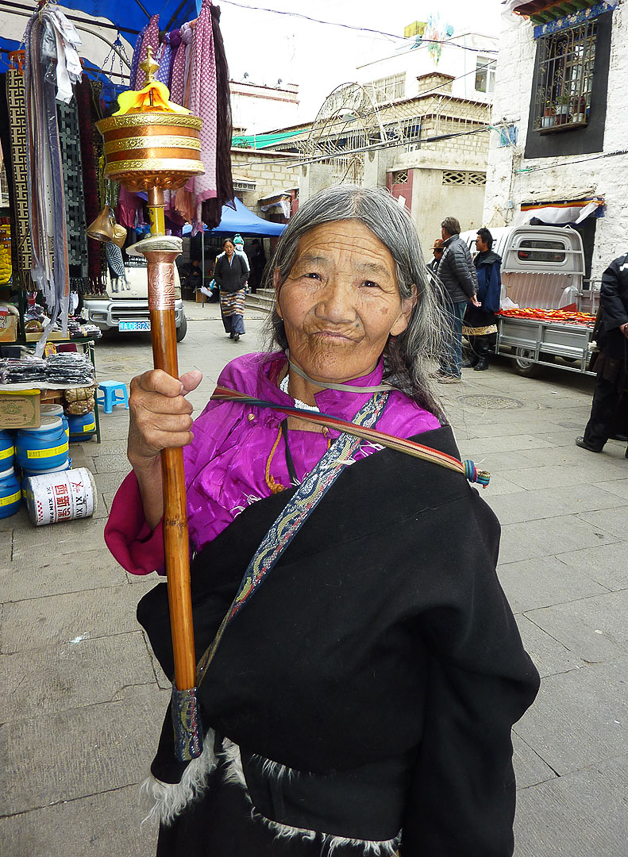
[
  {"left": 555, "top": 94, "right": 571, "bottom": 125},
  {"left": 572, "top": 95, "right": 587, "bottom": 124},
  {"left": 541, "top": 103, "right": 555, "bottom": 128}
]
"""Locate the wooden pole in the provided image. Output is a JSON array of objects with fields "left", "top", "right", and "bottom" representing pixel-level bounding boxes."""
[{"left": 137, "top": 187, "right": 202, "bottom": 760}]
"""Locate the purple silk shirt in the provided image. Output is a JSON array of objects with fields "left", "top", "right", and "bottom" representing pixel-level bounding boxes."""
[{"left": 104, "top": 352, "right": 441, "bottom": 575}]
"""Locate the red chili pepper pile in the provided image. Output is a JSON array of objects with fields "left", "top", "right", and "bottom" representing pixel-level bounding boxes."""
[{"left": 498, "top": 308, "right": 596, "bottom": 327}]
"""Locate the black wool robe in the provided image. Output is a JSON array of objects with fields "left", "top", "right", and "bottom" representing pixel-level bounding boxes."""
[{"left": 138, "top": 426, "right": 540, "bottom": 857}]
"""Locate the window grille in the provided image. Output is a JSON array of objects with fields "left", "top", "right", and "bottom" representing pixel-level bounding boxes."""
[
  {"left": 517, "top": 239, "right": 566, "bottom": 263},
  {"left": 532, "top": 20, "right": 596, "bottom": 133},
  {"left": 393, "top": 170, "right": 408, "bottom": 184},
  {"left": 442, "top": 171, "right": 486, "bottom": 186},
  {"left": 475, "top": 57, "right": 496, "bottom": 94},
  {"left": 442, "top": 170, "right": 466, "bottom": 185},
  {"left": 365, "top": 73, "right": 406, "bottom": 104},
  {"left": 467, "top": 172, "right": 486, "bottom": 186}
]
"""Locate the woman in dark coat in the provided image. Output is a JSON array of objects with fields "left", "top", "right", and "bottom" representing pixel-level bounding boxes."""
[
  {"left": 463, "top": 228, "right": 502, "bottom": 371},
  {"left": 105, "top": 186, "right": 539, "bottom": 857},
  {"left": 213, "top": 238, "right": 248, "bottom": 341}
]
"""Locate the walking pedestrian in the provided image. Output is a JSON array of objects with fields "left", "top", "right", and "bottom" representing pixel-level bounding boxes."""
[
  {"left": 576, "top": 251, "right": 628, "bottom": 456},
  {"left": 435, "top": 217, "right": 478, "bottom": 383},
  {"left": 213, "top": 239, "right": 248, "bottom": 342},
  {"left": 462, "top": 228, "right": 502, "bottom": 372}
]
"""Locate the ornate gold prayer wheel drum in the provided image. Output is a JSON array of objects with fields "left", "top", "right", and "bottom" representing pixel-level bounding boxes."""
[{"left": 96, "top": 113, "right": 204, "bottom": 192}]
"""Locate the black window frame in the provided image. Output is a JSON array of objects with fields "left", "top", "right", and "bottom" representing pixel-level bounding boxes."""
[{"left": 524, "top": 10, "right": 613, "bottom": 159}]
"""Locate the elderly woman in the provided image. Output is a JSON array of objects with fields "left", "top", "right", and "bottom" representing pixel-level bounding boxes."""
[{"left": 105, "top": 186, "right": 538, "bottom": 857}]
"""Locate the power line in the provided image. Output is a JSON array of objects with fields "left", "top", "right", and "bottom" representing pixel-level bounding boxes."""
[
  {"left": 219, "top": 0, "right": 498, "bottom": 54},
  {"left": 516, "top": 149, "right": 628, "bottom": 174}
]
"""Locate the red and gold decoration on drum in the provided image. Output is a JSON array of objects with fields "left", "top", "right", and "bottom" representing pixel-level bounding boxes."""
[{"left": 96, "top": 49, "right": 204, "bottom": 763}]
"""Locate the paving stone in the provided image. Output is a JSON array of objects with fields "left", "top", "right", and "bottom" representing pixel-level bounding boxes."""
[
  {"left": 512, "top": 731, "right": 557, "bottom": 789},
  {"left": 0, "top": 784, "right": 158, "bottom": 857},
  {"left": 1, "top": 631, "right": 154, "bottom": 720},
  {"left": 488, "top": 483, "right": 627, "bottom": 526},
  {"left": 476, "top": 473, "right": 527, "bottom": 496},
  {"left": 498, "top": 556, "right": 608, "bottom": 614},
  {"left": 500, "top": 460, "right": 627, "bottom": 490},
  {"left": 2, "top": 582, "right": 154, "bottom": 653},
  {"left": 524, "top": 589, "right": 628, "bottom": 664},
  {"left": 515, "top": 657, "right": 628, "bottom": 775},
  {"left": 577, "top": 506, "right": 628, "bottom": 540},
  {"left": 91, "top": 470, "right": 128, "bottom": 492},
  {"left": 91, "top": 454, "right": 133, "bottom": 474},
  {"left": 0, "top": 684, "right": 168, "bottom": 815},
  {"left": 593, "top": 478, "right": 628, "bottom": 500},
  {"left": 515, "top": 615, "right": 584, "bottom": 678},
  {"left": 555, "top": 542, "right": 628, "bottom": 591},
  {"left": 11, "top": 517, "right": 107, "bottom": 561},
  {"left": 0, "top": 503, "right": 29, "bottom": 533},
  {"left": 499, "top": 515, "right": 617, "bottom": 564},
  {"left": 457, "top": 448, "right": 539, "bottom": 472},
  {"left": 460, "top": 434, "right": 555, "bottom": 454},
  {"left": 1, "top": 548, "right": 124, "bottom": 599},
  {"left": 514, "top": 754, "right": 628, "bottom": 857},
  {"left": 520, "top": 443, "right": 628, "bottom": 468}
]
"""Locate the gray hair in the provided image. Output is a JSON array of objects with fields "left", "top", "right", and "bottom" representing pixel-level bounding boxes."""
[
  {"left": 441, "top": 216, "right": 461, "bottom": 237},
  {"left": 263, "top": 184, "right": 445, "bottom": 415}
]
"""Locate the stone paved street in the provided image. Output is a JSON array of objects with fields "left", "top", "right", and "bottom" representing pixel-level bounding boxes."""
[{"left": 2, "top": 301, "right": 627, "bottom": 856}]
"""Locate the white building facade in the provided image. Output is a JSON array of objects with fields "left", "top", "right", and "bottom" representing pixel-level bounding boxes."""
[{"left": 483, "top": 0, "right": 625, "bottom": 282}]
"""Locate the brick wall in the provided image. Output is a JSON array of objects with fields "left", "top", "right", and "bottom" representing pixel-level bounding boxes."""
[{"left": 230, "top": 149, "right": 301, "bottom": 214}]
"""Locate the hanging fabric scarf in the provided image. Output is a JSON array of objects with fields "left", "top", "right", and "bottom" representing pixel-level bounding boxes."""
[
  {"left": 202, "top": 2, "right": 234, "bottom": 229},
  {"left": 24, "top": 11, "right": 73, "bottom": 352},
  {"left": 57, "top": 98, "right": 89, "bottom": 295},
  {"left": 129, "top": 22, "right": 149, "bottom": 91},
  {"left": 75, "top": 77, "right": 105, "bottom": 293},
  {"left": 189, "top": 0, "right": 218, "bottom": 228},
  {"left": 156, "top": 32, "right": 174, "bottom": 85},
  {"left": 134, "top": 15, "right": 160, "bottom": 90},
  {"left": 4, "top": 65, "right": 33, "bottom": 289},
  {"left": 170, "top": 22, "right": 193, "bottom": 110}
]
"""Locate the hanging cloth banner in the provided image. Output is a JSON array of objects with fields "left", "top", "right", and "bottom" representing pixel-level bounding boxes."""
[
  {"left": 5, "top": 65, "right": 33, "bottom": 289},
  {"left": 517, "top": 196, "right": 605, "bottom": 225}
]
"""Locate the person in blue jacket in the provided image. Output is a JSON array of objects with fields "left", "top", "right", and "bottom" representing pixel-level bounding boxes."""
[{"left": 463, "top": 228, "right": 502, "bottom": 371}]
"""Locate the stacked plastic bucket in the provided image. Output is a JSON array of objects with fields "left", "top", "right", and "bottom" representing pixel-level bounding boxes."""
[{"left": 0, "top": 429, "right": 20, "bottom": 519}]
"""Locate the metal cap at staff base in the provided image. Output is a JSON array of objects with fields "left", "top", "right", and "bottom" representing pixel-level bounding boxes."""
[{"left": 96, "top": 49, "right": 204, "bottom": 762}]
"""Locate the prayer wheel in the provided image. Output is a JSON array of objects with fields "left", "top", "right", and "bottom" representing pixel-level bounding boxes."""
[{"left": 97, "top": 49, "right": 204, "bottom": 761}]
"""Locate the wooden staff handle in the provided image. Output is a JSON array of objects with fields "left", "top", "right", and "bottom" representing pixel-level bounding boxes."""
[
  {"left": 139, "top": 226, "right": 202, "bottom": 760},
  {"left": 150, "top": 307, "right": 196, "bottom": 691}
]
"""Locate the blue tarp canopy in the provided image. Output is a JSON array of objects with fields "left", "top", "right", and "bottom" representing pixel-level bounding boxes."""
[
  {"left": 184, "top": 197, "right": 286, "bottom": 236},
  {"left": 0, "top": 0, "right": 199, "bottom": 42}
]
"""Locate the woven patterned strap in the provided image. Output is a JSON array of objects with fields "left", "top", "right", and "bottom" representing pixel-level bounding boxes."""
[{"left": 210, "top": 386, "right": 490, "bottom": 487}]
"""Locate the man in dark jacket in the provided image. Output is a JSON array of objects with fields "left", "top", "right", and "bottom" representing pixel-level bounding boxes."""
[
  {"left": 436, "top": 217, "right": 478, "bottom": 382},
  {"left": 463, "top": 228, "right": 502, "bottom": 372},
  {"left": 577, "top": 252, "right": 628, "bottom": 456}
]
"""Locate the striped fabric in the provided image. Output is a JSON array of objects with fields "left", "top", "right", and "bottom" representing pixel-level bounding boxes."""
[{"left": 220, "top": 289, "right": 246, "bottom": 317}]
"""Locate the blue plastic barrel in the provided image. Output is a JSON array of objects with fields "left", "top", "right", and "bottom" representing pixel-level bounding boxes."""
[
  {"left": 16, "top": 416, "right": 69, "bottom": 473},
  {"left": 67, "top": 412, "right": 97, "bottom": 442},
  {"left": 0, "top": 465, "right": 21, "bottom": 518},
  {"left": 0, "top": 429, "right": 15, "bottom": 470},
  {"left": 21, "top": 457, "right": 72, "bottom": 480},
  {"left": 41, "top": 404, "right": 69, "bottom": 439}
]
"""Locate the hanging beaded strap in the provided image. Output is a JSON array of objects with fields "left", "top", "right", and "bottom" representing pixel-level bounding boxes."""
[
  {"left": 196, "top": 390, "right": 390, "bottom": 686},
  {"left": 211, "top": 386, "right": 491, "bottom": 487}
]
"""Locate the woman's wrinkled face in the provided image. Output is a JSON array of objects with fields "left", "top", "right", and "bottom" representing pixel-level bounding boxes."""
[
  {"left": 224, "top": 241, "right": 234, "bottom": 258},
  {"left": 275, "top": 220, "right": 415, "bottom": 384}
]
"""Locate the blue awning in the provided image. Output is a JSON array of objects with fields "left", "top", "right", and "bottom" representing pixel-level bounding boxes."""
[{"left": 184, "top": 198, "right": 287, "bottom": 236}]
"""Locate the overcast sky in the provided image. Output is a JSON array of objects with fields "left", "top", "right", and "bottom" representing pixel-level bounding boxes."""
[{"left": 218, "top": 0, "right": 506, "bottom": 119}]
